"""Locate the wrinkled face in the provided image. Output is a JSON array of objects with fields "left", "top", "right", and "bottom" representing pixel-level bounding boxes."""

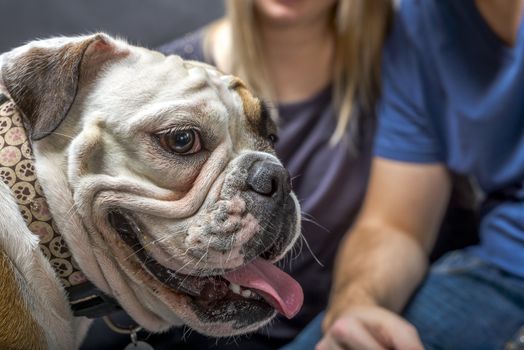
[{"left": 65, "top": 51, "right": 302, "bottom": 335}]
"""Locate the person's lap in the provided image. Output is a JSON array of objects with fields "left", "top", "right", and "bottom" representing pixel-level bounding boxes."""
[
  {"left": 280, "top": 250, "right": 524, "bottom": 350},
  {"left": 403, "top": 250, "right": 524, "bottom": 350}
]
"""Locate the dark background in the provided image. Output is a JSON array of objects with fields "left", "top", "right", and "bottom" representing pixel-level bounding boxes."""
[{"left": 0, "top": 0, "right": 224, "bottom": 52}]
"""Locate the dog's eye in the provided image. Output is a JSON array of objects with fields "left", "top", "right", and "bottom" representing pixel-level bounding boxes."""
[
  {"left": 158, "top": 129, "right": 201, "bottom": 155},
  {"left": 268, "top": 133, "right": 279, "bottom": 145}
]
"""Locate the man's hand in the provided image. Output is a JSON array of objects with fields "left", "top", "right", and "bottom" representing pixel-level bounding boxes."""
[{"left": 317, "top": 305, "right": 424, "bottom": 350}]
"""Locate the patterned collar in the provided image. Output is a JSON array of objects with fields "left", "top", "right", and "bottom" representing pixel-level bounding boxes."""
[{"left": 0, "top": 93, "right": 120, "bottom": 318}]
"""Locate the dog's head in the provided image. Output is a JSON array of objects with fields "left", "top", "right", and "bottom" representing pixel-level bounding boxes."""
[{"left": 0, "top": 34, "right": 302, "bottom": 336}]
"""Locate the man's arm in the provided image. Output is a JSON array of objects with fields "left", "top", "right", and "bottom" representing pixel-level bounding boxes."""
[{"left": 318, "top": 157, "right": 451, "bottom": 350}]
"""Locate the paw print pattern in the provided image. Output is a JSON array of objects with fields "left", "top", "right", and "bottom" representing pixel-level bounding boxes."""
[
  {"left": 11, "top": 112, "right": 22, "bottom": 127},
  {"left": 29, "top": 221, "right": 53, "bottom": 243},
  {"left": 0, "top": 117, "right": 12, "bottom": 134},
  {"left": 5, "top": 127, "right": 26, "bottom": 146},
  {"left": 18, "top": 205, "right": 32, "bottom": 225},
  {"left": 11, "top": 181, "right": 35, "bottom": 205},
  {"left": 30, "top": 197, "right": 51, "bottom": 221},
  {"left": 21, "top": 141, "right": 31, "bottom": 159},
  {"left": 0, "top": 145, "right": 21, "bottom": 167},
  {"left": 0, "top": 97, "right": 80, "bottom": 282},
  {"left": 34, "top": 180, "right": 44, "bottom": 196},
  {"left": 60, "top": 278, "right": 71, "bottom": 288},
  {"left": 0, "top": 102, "right": 15, "bottom": 117},
  {"left": 0, "top": 167, "right": 15, "bottom": 187},
  {"left": 49, "top": 236, "right": 72, "bottom": 258},
  {"left": 50, "top": 258, "right": 73, "bottom": 278},
  {"left": 15, "top": 159, "right": 36, "bottom": 182},
  {"left": 69, "top": 271, "right": 87, "bottom": 286}
]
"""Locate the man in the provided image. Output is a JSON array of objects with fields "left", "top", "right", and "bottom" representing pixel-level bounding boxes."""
[{"left": 317, "top": 0, "right": 524, "bottom": 349}]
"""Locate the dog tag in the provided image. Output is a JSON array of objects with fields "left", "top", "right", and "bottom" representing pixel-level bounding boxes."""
[
  {"left": 124, "top": 340, "right": 154, "bottom": 350},
  {"left": 124, "top": 330, "right": 154, "bottom": 350}
]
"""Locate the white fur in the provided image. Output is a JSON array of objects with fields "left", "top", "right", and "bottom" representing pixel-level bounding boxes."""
[{"left": 0, "top": 182, "right": 78, "bottom": 349}]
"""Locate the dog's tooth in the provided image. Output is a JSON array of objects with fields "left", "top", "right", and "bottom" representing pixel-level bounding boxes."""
[
  {"left": 229, "top": 283, "right": 241, "bottom": 294},
  {"left": 241, "top": 290, "right": 252, "bottom": 298}
]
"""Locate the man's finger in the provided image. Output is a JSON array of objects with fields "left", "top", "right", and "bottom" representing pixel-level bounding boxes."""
[
  {"left": 316, "top": 335, "right": 346, "bottom": 350},
  {"left": 319, "top": 316, "right": 388, "bottom": 350},
  {"left": 361, "top": 311, "right": 424, "bottom": 350},
  {"left": 385, "top": 321, "right": 424, "bottom": 350}
]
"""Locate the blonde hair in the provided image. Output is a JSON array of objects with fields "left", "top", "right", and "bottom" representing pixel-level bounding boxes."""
[{"left": 208, "top": 0, "right": 392, "bottom": 144}]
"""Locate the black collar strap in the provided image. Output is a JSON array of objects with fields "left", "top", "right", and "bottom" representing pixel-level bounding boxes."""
[
  {"left": 0, "top": 93, "right": 120, "bottom": 318},
  {"left": 68, "top": 281, "right": 121, "bottom": 318}
]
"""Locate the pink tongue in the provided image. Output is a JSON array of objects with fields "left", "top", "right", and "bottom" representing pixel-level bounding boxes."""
[{"left": 223, "top": 258, "right": 304, "bottom": 319}]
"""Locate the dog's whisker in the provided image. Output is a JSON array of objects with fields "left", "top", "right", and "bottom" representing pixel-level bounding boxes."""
[
  {"left": 225, "top": 234, "right": 235, "bottom": 265},
  {"left": 291, "top": 237, "right": 304, "bottom": 261},
  {"left": 283, "top": 236, "right": 304, "bottom": 270},
  {"left": 178, "top": 245, "right": 209, "bottom": 288},
  {"left": 182, "top": 324, "right": 193, "bottom": 341},
  {"left": 186, "top": 238, "right": 211, "bottom": 278},
  {"left": 64, "top": 203, "right": 77, "bottom": 217},
  {"left": 300, "top": 233, "right": 324, "bottom": 267},
  {"left": 174, "top": 259, "right": 193, "bottom": 274},
  {"left": 300, "top": 211, "right": 330, "bottom": 234},
  {"left": 226, "top": 334, "right": 241, "bottom": 346},
  {"left": 47, "top": 131, "right": 76, "bottom": 140},
  {"left": 121, "top": 228, "right": 188, "bottom": 261},
  {"left": 189, "top": 237, "right": 213, "bottom": 275},
  {"left": 204, "top": 236, "right": 212, "bottom": 265},
  {"left": 290, "top": 174, "right": 302, "bottom": 183},
  {"left": 158, "top": 238, "right": 194, "bottom": 264}
]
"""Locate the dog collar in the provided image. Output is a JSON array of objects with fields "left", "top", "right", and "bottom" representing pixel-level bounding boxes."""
[{"left": 0, "top": 93, "right": 120, "bottom": 318}]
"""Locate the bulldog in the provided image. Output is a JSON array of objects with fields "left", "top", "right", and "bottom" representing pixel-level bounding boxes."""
[{"left": 0, "top": 33, "right": 303, "bottom": 349}]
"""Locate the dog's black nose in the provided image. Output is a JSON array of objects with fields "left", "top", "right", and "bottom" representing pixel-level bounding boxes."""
[{"left": 247, "top": 159, "right": 291, "bottom": 197}]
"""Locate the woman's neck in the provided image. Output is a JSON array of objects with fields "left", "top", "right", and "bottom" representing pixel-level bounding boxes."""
[
  {"left": 475, "top": 0, "right": 524, "bottom": 46},
  {"left": 259, "top": 18, "right": 334, "bottom": 104}
]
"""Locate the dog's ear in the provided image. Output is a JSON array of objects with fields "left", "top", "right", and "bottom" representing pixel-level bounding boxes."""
[{"left": 1, "top": 34, "right": 127, "bottom": 140}]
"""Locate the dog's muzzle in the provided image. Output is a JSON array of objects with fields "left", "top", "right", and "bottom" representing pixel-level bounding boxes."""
[{"left": 107, "top": 209, "right": 303, "bottom": 320}]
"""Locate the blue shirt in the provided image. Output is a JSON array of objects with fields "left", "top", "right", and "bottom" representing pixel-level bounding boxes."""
[{"left": 375, "top": 0, "right": 524, "bottom": 277}]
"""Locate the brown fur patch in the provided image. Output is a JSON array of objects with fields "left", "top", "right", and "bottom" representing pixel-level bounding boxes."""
[
  {"left": 0, "top": 249, "right": 45, "bottom": 349},
  {"left": 231, "top": 80, "right": 261, "bottom": 125},
  {"left": 229, "top": 78, "right": 265, "bottom": 134}
]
